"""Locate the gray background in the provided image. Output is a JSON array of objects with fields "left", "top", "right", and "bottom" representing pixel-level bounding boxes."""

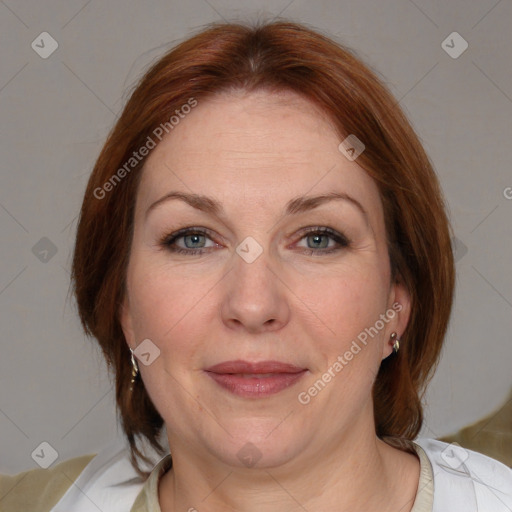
[{"left": 1, "top": 0, "right": 511, "bottom": 474}]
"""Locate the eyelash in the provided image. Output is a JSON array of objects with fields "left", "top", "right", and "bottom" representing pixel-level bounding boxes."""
[{"left": 159, "top": 226, "right": 351, "bottom": 256}]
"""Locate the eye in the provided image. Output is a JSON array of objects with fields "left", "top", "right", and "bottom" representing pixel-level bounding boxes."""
[
  {"left": 160, "top": 227, "right": 218, "bottom": 255},
  {"left": 294, "top": 227, "right": 350, "bottom": 256},
  {"left": 160, "top": 226, "right": 350, "bottom": 257}
]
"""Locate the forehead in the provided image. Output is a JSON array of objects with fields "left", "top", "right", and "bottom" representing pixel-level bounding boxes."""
[{"left": 136, "top": 89, "right": 382, "bottom": 221}]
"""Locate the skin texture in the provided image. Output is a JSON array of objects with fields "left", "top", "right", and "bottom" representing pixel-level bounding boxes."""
[{"left": 120, "top": 89, "right": 420, "bottom": 512}]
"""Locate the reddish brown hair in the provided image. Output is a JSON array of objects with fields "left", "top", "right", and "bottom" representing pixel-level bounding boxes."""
[{"left": 72, "top": 19, "right": 455, "bottom": 478}]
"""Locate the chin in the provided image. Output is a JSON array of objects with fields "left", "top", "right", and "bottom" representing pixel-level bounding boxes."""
[{"left": 205, "top": 421, "right": 308, "bottom": 470}]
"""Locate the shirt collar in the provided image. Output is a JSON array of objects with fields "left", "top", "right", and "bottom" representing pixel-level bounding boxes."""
[{"left": 130, "top": 454, "right": 173, "bottom": 512}]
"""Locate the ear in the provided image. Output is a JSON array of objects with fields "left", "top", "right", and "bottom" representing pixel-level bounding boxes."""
[
  {"left": 381, "top": 279, "right": 411, "bottom": 360},
  {"left": 119, "top": 296, "right": 136, "bottom": 349}
]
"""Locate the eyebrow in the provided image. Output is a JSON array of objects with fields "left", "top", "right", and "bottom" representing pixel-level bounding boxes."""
[{"left": 145, "top": 191, "right": 369, "bottom": 226}]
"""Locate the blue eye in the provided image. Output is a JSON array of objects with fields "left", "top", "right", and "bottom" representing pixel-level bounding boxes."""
[
  {"left": 161, "top": 228, "right": 216, "bottom": 255},
  {"left": 160, "top": 226, "right": 350, "bottom": 256},
  {"left": 295, "top": 227, "right": 350, "bottom": 256}
]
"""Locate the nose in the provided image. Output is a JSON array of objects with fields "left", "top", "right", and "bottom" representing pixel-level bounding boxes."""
[{"left": 220, "top": 243, "right": 291, "bottom": 334}]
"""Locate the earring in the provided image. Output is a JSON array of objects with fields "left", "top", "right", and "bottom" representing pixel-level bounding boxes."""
[
  {"left": 390, "top": 332, "right": 400, "bottom": 353},
  {"left": 129, "top": 348, "right": 139, "bottom": 391}
]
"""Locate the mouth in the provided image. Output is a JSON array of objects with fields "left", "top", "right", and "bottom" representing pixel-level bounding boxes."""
[{"left": 204, "top": 360, "right": 308, "bottom": 398}]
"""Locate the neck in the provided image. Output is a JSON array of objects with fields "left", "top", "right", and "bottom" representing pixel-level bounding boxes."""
[{"left": 158, "top": 413, "right": 420, "bottom": 512}]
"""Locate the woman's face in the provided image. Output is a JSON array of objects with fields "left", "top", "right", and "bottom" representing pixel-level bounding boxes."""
[{"left": 120, "top": 89, "right": 410, "bottom": 469}]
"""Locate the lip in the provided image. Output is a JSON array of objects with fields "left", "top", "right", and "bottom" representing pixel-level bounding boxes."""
[
  {"left": 206, "top": 360, "right": 306, "bottom": 374},
  {"left": 204, "top": 360, "right": 307, "bottom": 398}
]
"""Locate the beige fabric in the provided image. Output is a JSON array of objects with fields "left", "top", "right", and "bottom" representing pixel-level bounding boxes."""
[
  {"left": 410, "top": 443, "right": 434, "bottom": 512},
  {"left": 130, "top": 454, "right": 172, "bottom": 512},
  {"left": 439, "top": 390, "right": 512, "bottom": 468},
  {"left": 0, "top": 453, "right": 95, "bottom": 512}
]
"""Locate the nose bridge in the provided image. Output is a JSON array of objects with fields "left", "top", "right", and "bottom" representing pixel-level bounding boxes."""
[
  {"left": 220, "top": 235, "right": 289, "bottom": 331},
  {"left": 231, "top": 235, "right": 275, "bottom": 299}
]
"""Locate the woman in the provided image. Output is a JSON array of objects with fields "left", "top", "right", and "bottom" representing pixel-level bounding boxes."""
[{"left": 1, "top": 19, "right": 511, "bottom": 512}]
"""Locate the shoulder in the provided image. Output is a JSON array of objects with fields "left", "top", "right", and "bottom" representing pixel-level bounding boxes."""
[
  {"left": 439, "top": 397, "right": 512, "bottom": 467},
  {"left": 45, "top": 438, "right": 160, "bottom": 512},
  {"left": 0, "top": 453, "right": 96, "bottom": 512},
  {"left": 0, "top": 438, "right": 154, "bottom": 512},
  {"left": 414, "top": 437, "right": 512, "bottom": 511}
]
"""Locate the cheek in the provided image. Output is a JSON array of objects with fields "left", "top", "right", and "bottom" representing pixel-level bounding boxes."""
[
  {"left": 291, "top": 262, "right": 389, "bottom": 338},
  {"left": 129, "top": 259, "right": 191, "bottom": 332},
  {"left": 127, "top": 260, "right": 218, "bottom": 364},
  {"left": 126, "top": 263, "right": 213, "bottom": 419},
  {"left": 293, "top": 269, "right": 389, "bottom": 408},
  {"left": 288, "top": 262, "right": 391, "bottom": 398}
]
